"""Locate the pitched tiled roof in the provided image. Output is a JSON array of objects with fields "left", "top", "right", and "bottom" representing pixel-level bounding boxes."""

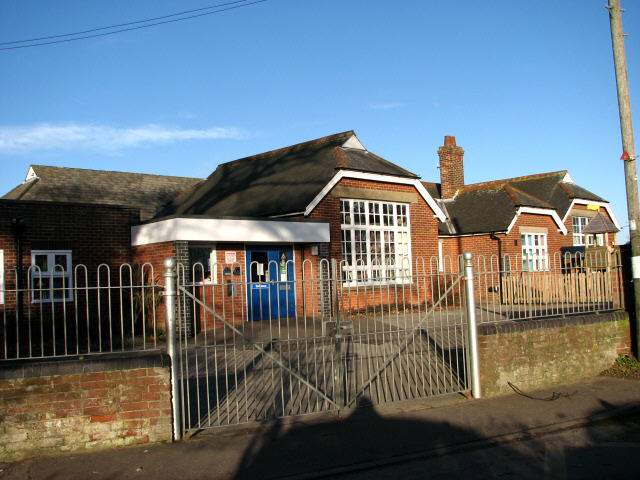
[
  {"left": 157, "top": 131, "right": 418, "bottom": 219},
  {"left": 2, "top": 165, "right": 203, "bottom": 221},
  {"left": 430, "top": 171, "right": 609, "bottom": 235},
  {"left": 582, "top": 212, "right": 619, "bottom": 234}
]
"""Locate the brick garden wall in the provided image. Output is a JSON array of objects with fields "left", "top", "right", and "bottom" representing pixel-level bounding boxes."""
[
  {"left": 478, "top": 311, "right": 631, "bottom": 397},
  {"left": 0, "top": 352, "right": 172, "bottom": 461}
]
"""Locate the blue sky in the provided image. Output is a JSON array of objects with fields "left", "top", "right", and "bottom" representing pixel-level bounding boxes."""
[{"left": 0, "top": 1, "right": 638, "bottom": 241}]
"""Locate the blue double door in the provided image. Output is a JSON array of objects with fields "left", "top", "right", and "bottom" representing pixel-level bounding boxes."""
[{"left": 246, "top": 246, "right": 295, "bottom": 321}]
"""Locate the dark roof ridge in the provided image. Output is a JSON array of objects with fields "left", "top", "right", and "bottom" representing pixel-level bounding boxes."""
[
  {"left": 216, "top": 130, "right": 355, "bottom": 170},
  {"left": 461, "top": 170, "right": 568, "bottom": 192},
  {"left": 30, "top": 164, "right": 203, "bottom": 181}
]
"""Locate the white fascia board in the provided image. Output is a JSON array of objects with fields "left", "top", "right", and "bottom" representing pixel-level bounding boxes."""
[
  {"left": 131, "top": 218, "right": 330, "bottom": 246},
  {"left": 506, "top": 207, "right": 568, "bottom": 235},
  {"left": 304, "top": 170, "right": 447, "bottom": 222},
  {"left": 561, "top": 199, "right": 622, "bottom": 230}
]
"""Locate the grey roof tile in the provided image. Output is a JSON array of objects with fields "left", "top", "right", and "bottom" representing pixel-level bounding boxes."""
[
  {"left": 1, "top": 165, "right": 203, "bottom": 221},
  {"left": 157, "top": 131, "right": 418, "bottom": 219}
]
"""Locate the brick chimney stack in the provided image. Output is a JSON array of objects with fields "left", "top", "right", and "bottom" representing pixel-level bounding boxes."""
[{"left": 438, "top": 135, "right": 465, "bottom": 199}]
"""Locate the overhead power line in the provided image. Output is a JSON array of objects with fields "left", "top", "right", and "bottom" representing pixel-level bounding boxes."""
[{"left": 0, "top": 0, "right": 272, "bottom": 51}]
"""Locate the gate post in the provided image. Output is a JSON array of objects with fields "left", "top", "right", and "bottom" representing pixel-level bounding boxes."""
[
  {"left": 163, "top": 257, "right": 182, "bottom": 441},
  {"left": 331, "top": 259, "right": 346, "bottom": 408},
  {"left": 463, "top": 252, "right": 482, "bottom": 399}
]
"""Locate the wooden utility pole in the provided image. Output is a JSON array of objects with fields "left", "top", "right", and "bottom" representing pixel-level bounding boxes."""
[{"left": 608, "top": 0, "right": 640, "bottom": 356}]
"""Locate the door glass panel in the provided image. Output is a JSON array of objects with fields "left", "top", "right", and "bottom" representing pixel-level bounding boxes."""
[{"left": 250, "top": 252, "right": 268, "bottom": 283}]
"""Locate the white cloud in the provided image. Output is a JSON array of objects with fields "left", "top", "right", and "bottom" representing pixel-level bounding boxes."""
[
  {"left": 368, "top": 102, "right": 405, "bottom": 110},
  {"left": 0, "top": 123, "right": 245, "bottom": 154}
]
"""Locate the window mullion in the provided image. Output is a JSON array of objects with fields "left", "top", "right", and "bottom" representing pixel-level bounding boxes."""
[{"left": 364, "top": 201, "right": 372, "bottom": 284}]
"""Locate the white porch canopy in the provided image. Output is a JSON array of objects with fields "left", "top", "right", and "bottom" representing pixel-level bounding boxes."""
[{"left": 131, "top": 217, "right": 330, "bottom": 246}]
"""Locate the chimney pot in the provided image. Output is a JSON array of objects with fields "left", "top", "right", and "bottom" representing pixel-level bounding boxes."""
[{"left": 444, "top": 135, "right": 456, "bottom": 147}]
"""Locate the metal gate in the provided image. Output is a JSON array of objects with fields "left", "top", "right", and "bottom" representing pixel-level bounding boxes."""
[{"left": 171, "top": 254, "right": 479, "bottom": 436}]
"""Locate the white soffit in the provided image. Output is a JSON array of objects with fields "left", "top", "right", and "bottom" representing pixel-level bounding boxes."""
[
  {"left": 342, "top": 134, "right": 366, "bottom": 150},
  {"left": 561, "top": 199, "right": 622, "bottom": 230},
  {"left": 304, "top": 170, "right": 447, "bottom": 222},
  {"left": 131, "top": 218, "right": 330, "bottom": 246},
  {"left": 506, "top": 207, "right": 568, "bottom": 235}
]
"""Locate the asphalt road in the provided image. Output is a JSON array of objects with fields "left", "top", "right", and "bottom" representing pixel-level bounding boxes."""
[{"left": 328, "top": 413, "right": 640, "bottom": 479}]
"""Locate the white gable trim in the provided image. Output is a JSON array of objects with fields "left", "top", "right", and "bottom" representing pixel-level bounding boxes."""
[
  {"left": 506, "top": 207, "right": 568, "bottom": 235},
  {"left": 561, "top": 199, "right": 622, "bottom": 230},
  {"left": 304, "top": 170, "right": 447, "bottom": 222},
  {"left": 342, "top": 134, "right": 366, "bottom": 150},
  {"left": 25, "top": 166, "right": 38, "bottom": 183},
  {"left": 131, "top": 218, "right": 330, "bottom": 246},
  {"left": 561, "top": 173, "right": 574, "bottom": 184}
]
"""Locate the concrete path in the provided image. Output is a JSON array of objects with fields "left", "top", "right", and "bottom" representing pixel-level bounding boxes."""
[{"left": 2, "top": 376, "right": 640, "bottom": 479}]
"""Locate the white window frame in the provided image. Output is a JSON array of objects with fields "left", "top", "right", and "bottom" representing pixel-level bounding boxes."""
[
  {"left": 0, "top": 250, "right": 4, "bottom": 305},
  {"left": 572, "top": 216, "right": 604, "bottom": 247},
  {"left": 521, "top": 233, "right": 548, "bottom": 271},
  {"left": 30, "top": 250, "right": 73, "bottom": 303},
  {"left": 340, "top": 199, "right": 412, "bottom": 286}
]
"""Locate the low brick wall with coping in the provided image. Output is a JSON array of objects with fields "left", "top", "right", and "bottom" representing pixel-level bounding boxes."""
[
  {"left": 478, "top": 310, "right": 631, "bottom": 397},
  {"left": 0, "top": 351, "right": 172, "bottom": 462}
]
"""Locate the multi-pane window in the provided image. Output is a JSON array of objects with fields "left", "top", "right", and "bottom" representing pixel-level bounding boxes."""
[
  {"left": 572, "top": 216, "right": 603, "bottom": 247},
  {"left": 340, "top": 199, "right": 411, "bottom": 284},
  {"left": 30, "top": 250, "right": 73, "bottom": 302},
  {"left": 521, "top": 234, "right": 548, "bottom": 271}
]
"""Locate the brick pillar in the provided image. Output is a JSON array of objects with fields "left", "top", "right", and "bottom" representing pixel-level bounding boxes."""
[
  {"left": 318, "top": 243, "right": 331, "bottom": 317},
  {"left": 438, "top": 135, "right": 465, "bottom": 199},
  {"left": 174, "top": 240, "right": 193, "bottom": 337}
]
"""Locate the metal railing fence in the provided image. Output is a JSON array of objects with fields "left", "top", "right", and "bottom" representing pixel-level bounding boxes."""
[
  {"left": 174, "top": 256, "right": 471, "bottom": 432},
  {"left": 469, "top": 249, "right": 625, "bottom": 324},
  {"left": 0, "top": 250, "right": 623, "bottom": 363},
  {"left": 1, "top": 262, "right": 162, "bottom": 360}
]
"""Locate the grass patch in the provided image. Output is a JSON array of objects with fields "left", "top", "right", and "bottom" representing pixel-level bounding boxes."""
[{"left": 601, "top": 353, "right": 640, "bottom": 379}]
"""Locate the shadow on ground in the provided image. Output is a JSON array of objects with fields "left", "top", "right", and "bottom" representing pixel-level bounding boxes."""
[
  {"left": 228, "top": 397, "right": 640, "bottom": 480},
  {"left": 4, "top": 395, "right": 640, "bottom": 480}
]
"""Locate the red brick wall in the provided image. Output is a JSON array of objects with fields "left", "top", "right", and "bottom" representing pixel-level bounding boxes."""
[
  {"left": 0, "top": 361, "right": 171, "bottom": 461},
  {"left": 131, "top": 241, "right": 176, "bottom": 327},
  {"left": 0, "top": 199, "right": 136, "bottom": 284},
  {"left": 0, "top": 200, "right": 140, "bottom": 354}
]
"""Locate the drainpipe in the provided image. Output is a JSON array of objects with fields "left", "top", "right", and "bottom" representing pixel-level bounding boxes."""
[{"left": 490, "top": 232, "right": 503, "bottom": 303}]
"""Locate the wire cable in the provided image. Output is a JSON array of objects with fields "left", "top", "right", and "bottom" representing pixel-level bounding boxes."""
[
  {"left": 0, "top": 0, "right": 253, "bottom": 46},
  {"left": 0, "top": 0, "right": 272, "bottom": 51}
]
